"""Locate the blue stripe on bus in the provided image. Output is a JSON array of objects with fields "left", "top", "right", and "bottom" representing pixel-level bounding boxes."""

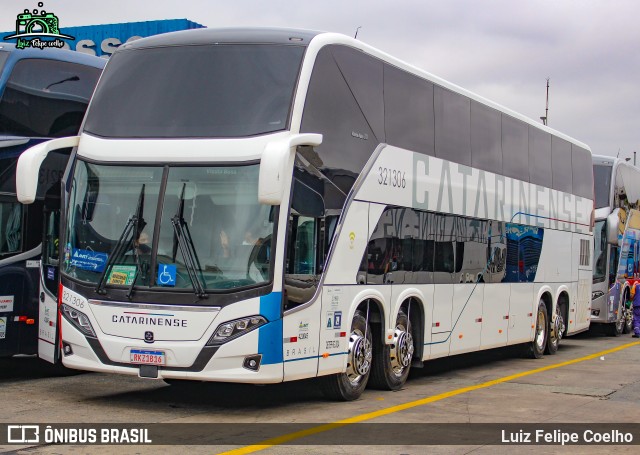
[
  {"left": 258, "top": 292, "right": 283, "bottom": 365},
  {"left": 259, "top": 292, "right": 281, "bottom": 321}
]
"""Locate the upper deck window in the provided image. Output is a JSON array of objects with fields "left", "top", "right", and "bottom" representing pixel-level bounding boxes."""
[
  {"left": 0, "top": 58, "right": 101, "bottom": 137},
  {"left": 0, "top": 51, "right": 8, "bottom": 75},
  {"left": 83, "top": 44, "right": 305, "bottom": 138},
  {"left": 593, "top": 164, "right": 612, "bottom": 209}
]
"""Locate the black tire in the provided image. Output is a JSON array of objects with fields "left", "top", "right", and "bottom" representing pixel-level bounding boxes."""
[
  {"left": 606, "top": 301, "right": 625, "bottom": 337},
  {"left": 527, "top": 300, "right": 548, "bottom": 359},
  {"left": 545, "top": 302, "right": 565, "bottom": 355},
  {"left": 369, "top": 310, "right": 414, "bottom": 390},
  {"left": 320, "top": 310, "right": 372, "bottom": 401},
  {"left": 623, "top": 302, "right": 634, "bottom": 334}
]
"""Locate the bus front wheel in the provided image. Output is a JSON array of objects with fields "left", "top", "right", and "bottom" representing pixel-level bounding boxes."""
[
  {"left": 606, "top": 301, "right": 625, "bottom": 337},
  {"left": 320, "top": 309, "right": 372, "bottom": 401}
]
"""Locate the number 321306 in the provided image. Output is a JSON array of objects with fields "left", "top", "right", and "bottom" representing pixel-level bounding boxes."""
[{"left": 378, "top": 167, "right": 406, "bottom": 188}]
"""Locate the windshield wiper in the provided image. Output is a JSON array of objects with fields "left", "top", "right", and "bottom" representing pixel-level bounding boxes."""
[
  {"left": 126, "top": 185, "right": 147, "bottom": 300},
  {"left": 171, "top": 183, "right": 207, "bottom": 299},
  {"left": 95, "top": 184, "right": 146, "bottom": 295}
]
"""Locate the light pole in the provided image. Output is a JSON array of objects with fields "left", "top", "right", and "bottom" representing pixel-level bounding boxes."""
[{"left": 540, "top": 77, "right": 549, "bottom": 126}]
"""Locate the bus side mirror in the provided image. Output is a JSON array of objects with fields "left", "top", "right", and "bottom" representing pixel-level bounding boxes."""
[
  {"left": 16, "top": 136, "right": 80, "bottom": 204},
  {"left": 606, "top": 208, "right": 620, "bottom": 245},
  {"left": 258, "top": 133, "right": 322, "bottom": 205}
]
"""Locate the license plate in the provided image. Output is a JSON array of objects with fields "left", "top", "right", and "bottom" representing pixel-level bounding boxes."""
[{"left": 130, "top": 349, "right": 165, "bottom": 365}]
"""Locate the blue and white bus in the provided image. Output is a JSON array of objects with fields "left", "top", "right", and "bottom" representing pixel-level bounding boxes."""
[
  {"left": 17, "top": 29, "right": 593, "bottom": 400},
  {"left": 0, "top": 43, "right": 103, "bottom": 361}
]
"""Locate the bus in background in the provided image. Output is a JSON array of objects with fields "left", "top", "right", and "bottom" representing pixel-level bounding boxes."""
[
  {"left": 17, "top": 29, "right": 593, "bottom": 400},
  {"left": 0, "top": 44, "right": 104, "bottom": 361},
  {"left": 592, "top": 154, "right": 640, "bottom": 336}
]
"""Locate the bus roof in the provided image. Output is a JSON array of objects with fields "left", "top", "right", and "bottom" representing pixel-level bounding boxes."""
[
  {"left": 0, "top": 43, "right": 106, "bottom": 69},
  {"left": 120, "top": 27, "right": 321, "bottom": 50}
]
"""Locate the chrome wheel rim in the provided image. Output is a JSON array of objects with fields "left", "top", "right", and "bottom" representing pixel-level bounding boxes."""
[
  {"left": 535, "top": 310, "right": 546, "bottom": 351},
  {"left": 347, "top": 329, "right": 372, "bottom": 384},
  {"left": 550, "top": 306, "right": 564, "bottom": 348},
  {"left": 616, "top": 302, "right": 626, "bottom": 333},
  {"left": 390, "top": 324, "right": 414, "bottom": 377},
  {"left": 624, "top": 305, "right": 633, "bottom": 331}
]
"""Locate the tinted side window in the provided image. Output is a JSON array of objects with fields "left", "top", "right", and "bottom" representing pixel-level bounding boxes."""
[
  {"left": 0, "top": 200, "right": 22, "bottom": 256},
  {"left": 551, "top": 137, "right": 573, "bottom": 193},
  {"left": 572, "top": 145, "right": 593, "bottom": 200},
  {"left": 413, "top": 210, "right": 434, "bottom": 283},
  {"left": 332, "top": 46, "right": 385, "bottom": 142},
  {"left": 42, "top": 206, "right": 60, "bottom": 295},
  {"left": 502, "top": 114, "right": 529, "bottom": 182},
  {"left": 301, "top": 46, "right": 379, "bottom": 197},
  {"left": 434, "top": 86, "right": 471, "bottom": 166},
  {"left": 433, "top": 213, "right": 456, "bottom": 283},
  {"left": 384, "top": 64, "right": 434, "bottom": 155},
  {"left": 0, "top": 51, "right": 8, "bottom": 74},
  {"left": 37, "top": 150, "right": 70, "bottom": 199},
  {"left": 485, "top": 220, "right": 507, "bottom": 283},
  {"left": 395, "top": 208, "right": 416, "bottom": 284},
  {"left": 470, "top": 101, "right": 501, "bottom": 173},
  {"left": 365, "top": 208, "right": 396, "bottom": 284},
  {"left": 528, "top": 127, "right": 552, "bottom": 188},
  {"left": 0, "top": 158, "right": 17, "bottom": 194},
  {"left": 456, "top": 217, "right": 488, "bottom": 283},
  {"left": 0, "top": 59, "right": 101, "bottom": 137}
]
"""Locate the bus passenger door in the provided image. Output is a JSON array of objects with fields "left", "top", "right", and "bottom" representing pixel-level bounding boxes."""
[
  {"left": 38, "top": 184, "right": 61, "bottom": 364},
  {"left": 282, "top": 176, "right": 327, "bottom": 380}
]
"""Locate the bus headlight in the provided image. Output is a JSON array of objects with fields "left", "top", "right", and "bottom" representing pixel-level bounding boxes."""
[
  {"left": 61, "top": 304, "right": 97, "bottom": 337},
  {"left": 207, "top": 316, "right": 267, "bottom": 346}
]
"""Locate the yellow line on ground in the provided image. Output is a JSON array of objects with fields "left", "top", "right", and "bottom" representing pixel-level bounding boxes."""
[{"left": 217, "top": 341, "right": 640, "bottom": 455}]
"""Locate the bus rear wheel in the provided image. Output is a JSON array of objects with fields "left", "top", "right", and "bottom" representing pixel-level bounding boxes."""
[
  {"left": 527, "top": 300, "right": 548, "bottom": 359},
  {"left": 546, "top": 302, "right": 565, "bottom": 355},
  {"left": 320, "top": 309, "right": 372, "bottom": 401},
  {"left": 369, "top": 310, "right": 414, "bottom": 390}
]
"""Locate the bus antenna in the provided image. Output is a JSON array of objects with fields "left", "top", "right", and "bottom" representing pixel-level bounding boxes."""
[
  {"left": 354, "top": 26, "right": 362, "bottom": 39},
  {"left": 540, "top": 77, "right": 549, "bottom": 126}
]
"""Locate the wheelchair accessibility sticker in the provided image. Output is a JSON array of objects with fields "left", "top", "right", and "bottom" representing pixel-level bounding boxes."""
[{"left": 157, "top": 264, "right": 176, "bottom": 286}]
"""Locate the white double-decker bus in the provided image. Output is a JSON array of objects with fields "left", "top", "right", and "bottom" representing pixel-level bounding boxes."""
[{"left": 17, "top": 28, "right": 593, "bottom": 400}]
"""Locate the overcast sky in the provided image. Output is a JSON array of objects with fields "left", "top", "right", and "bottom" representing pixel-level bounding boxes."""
[{"left": 1, "top": 0, "right": 637, "bottom": 159}]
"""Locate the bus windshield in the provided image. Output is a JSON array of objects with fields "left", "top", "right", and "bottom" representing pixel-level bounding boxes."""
[
  {"left": 593, "top": 164, "right": 613, "bottom": 209},
  {"left": 83, "top": 44, "right": 305, "bottom": 138},
  {"left": 63, "top": 161, "right": 274, "bottom": 293}
]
